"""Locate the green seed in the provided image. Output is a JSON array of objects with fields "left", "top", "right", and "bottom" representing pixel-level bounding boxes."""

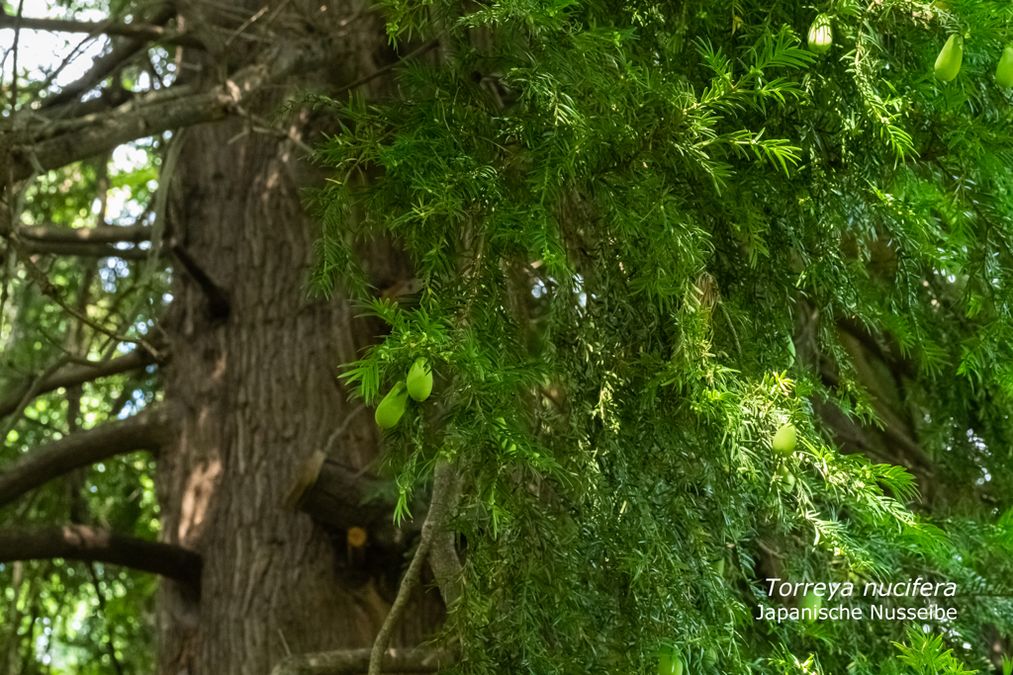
[
  {"left": 772, "top": 423, "right": 797, "bottom": 455},
  {"left": 658, "top": 650, "right": 683, "bottom": 675},
  {"left": 934, "top": 34, "right": 963, "bottom": 82},
  {"left": 374, "top": 383, "right": 408, "bottom": 429},
  {"left": 996, "top": 46, "right": 1013, "bottom": 88},
  {"left": 801, "top": 590, "right": 823, "bottom": 616},
  {"left": 807, "top": 15, "right": 833, "bottom": 54},
  {"left": 405, "top": 357, "right": 433, "bottom": 402}
]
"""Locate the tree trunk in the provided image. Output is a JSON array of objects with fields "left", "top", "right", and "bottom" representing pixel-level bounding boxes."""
[{"left": 153, "top": 4, "right": 442, "bottom": 673}]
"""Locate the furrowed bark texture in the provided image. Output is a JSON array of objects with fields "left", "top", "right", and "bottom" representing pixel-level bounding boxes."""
[{"left": 154, "top": 3, "right": 443, "bottom": 673}]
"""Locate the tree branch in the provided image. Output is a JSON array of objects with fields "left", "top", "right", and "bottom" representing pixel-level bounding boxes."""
[
  {"left": 34, "top": 4, "right": 178, "bottom": 110},
  {"left": 5, "top": 43, "right": 325, "bottom": 184},
  {"left": 19, "top": 239, "right": 152, "bottom": 260},
  {"left": 270, "top": 648, "right": 454, "bottom": 675},
  {"left": 0, "top": 525, "right": 200, "bottom": 588},
  {"left": 0, "top": 349, "right": 158, "bottom": 419},
  {"left": 0, "top": 406, "right": 173, "bottom": 508},
  {"left": 19, "top": 223, "right": 150, "bottom": 244},
  {"left": 0, "top": 13, "right": 199, "bottom": 47}
]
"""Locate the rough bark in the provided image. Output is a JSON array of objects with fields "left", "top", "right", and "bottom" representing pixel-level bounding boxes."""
[{"left": 154, "top": 4, "right": 444, "bottom": 673}]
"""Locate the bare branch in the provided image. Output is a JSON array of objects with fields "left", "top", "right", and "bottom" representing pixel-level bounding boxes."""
[
  {"left": 0, "top": 525, "right": 200, "bottom": 588},
  {"left": 17, "top": 223, "right": 153, "bottom": 258},
  {"left": 5, "top": 43, "right": 325, "bottom": 184},
  {"left": 0, "top": 406, "right": 173, "bottom": 508},
  {"left": 19, "top": 223, "right": 150, "bottom": 245},
  {"left": 34, "top": 4, "right": 178, "bottom": 110},
  {"left": 0, "top": 14, "right": 199, "bottom": 47},
  {"left": 19, "top": 240, "right": 153, "bottom": 260},
  {"left": 0, "top": 348, "right": 158, "bottom": 419},
  {"left": 429, "top": 527, "right": 463, "bottom": 609},
  {"left": 271, "top": 648, "right": 454, "bottom": 675}
]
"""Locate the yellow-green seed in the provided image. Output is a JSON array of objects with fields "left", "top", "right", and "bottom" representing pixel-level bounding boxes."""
[
  {"left": 997, "top": 46, "right": 1013, "bottom": 88},
  {"left": 374, "top": 383, "right": 408, "bottom": 429},
  {"left": 934, "top": 34, "right": 963, "bottom": 82},
  {"left": 807, "top": 15, "right": 833, "bottom": 54},
  {"left": 801, "top": 590, "right": 823, "bottom": 617},
  {"left": 772, "top": 423, "right": 797, "bottom": 455},
  {"left": 405, "top": 357, "right": 433, "bottom": 402}
]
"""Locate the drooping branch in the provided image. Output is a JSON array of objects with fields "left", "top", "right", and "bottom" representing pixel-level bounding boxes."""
[
  {"left": 270, "top": 648, "right": 454, "bottom": 675},
  {"left": 0, "top": 406, "right": 174, "bottom": 508},
  {"left": 0, "top": 525, "right": 200, "bottom": 589},
  {"left": 5, "top": 43, "right": 326, "bottom": 184},
  {"left": 0, "top": 349, "right": 158, "bottom": 419},
  {"left": 368, "top": 461, "right": 460, "bottom": 675}
]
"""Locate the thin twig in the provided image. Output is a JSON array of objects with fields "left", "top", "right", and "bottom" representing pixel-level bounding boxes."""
[
  {"left": 0, "top": 356, "right": 70, "bottom": 444},
  {"left": 12, "top": 245, "right": 160, "bottom": 357},
  {"left": 333, "top": 39, "right": 440, "bottom": 99},
  {"left": 8, "top": 0, "right": 25, "bottom": 111}
]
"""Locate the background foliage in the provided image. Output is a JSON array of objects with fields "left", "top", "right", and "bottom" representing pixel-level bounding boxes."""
[{"left": 1, "top": 1, "right": 171, "bottom": 667}]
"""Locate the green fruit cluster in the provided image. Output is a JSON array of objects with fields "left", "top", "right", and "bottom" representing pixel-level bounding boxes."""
[
  {"left": 806, "top": 19, "right": 1013, "bottom": 90},
  {"left": 373, "top": 358, "right": 434, "bottom": 429},
  {"left": 801, "top": 590, "right": 823, "bottom": 616},
  {"left": 931, "top": 34, "right": 1013, "bottom": 88}
]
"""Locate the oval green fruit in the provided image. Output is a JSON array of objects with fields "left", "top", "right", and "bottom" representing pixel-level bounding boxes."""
[
  {"left": 801, "top": 590, "right": 823, "bottom": 615},
  {"left": 776, "top": 464, "right": 797, "bottom": 490},
  {"left": 934, "top": 34, "right": 963, "bottom": 82},
  {"left": 997, "top": 46, "right": 1013, "bottom": 88},
  {"left": 772, "top": 423, "right": 797, "bottom": 455},
  {"left": 405, "top": 357, "right": 433, "bottom": 402},
  {"left": 807, "top": 15, "right": 833, "bottom": 54},
  {"left": 703, "top": 647, "right": 718, "bottom": 668},
  {"left": 657, "top": 650, "right": 683, "bottom": 675},
  {"left": 374, "top": 383, "right": 408, "bottom": 429}
]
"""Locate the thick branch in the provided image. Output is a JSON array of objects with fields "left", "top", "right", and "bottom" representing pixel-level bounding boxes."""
[
  {"left": 270, "top": 648, "right": 454, "bottom": 675},
  {"left": 19, "top": 223, "right": 150, "bottom": 244},
  {"left": 0, "top": 407, "right": 173, "bottom": 508},
  {"left": 285, "top": 452, "right": 403, "bottom": 534},
  {"left": 0, "top": 525, "right": 200, "bottom": 588},
  {"left": 19, "top": 239, "right": 151, "bottom": 260},
  {"left": 0, "top": 13, "right": 198, "bottom": 46},
  {"left": 6, "top": 44, "right": 324, "bottom": 183},
  {"left": 0, "top": 349, "right": 157, "bottom": 419}
]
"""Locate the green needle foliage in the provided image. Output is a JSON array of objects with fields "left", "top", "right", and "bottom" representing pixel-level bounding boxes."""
[{"left": 313, "top": 1, "right": 1013, "bottom": 672}]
